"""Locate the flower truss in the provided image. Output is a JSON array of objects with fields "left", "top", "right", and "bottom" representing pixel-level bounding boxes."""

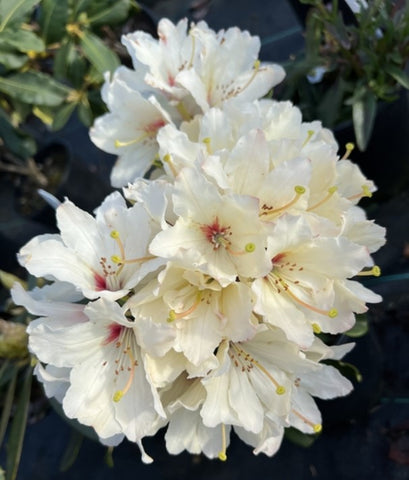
[{"left": 13, "top": 18, "right": 386, "bottom": 464}]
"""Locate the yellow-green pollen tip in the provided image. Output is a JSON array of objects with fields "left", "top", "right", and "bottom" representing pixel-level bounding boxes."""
[
  {"left": 113, "top": 390, "right": 124, "bottom": 402},
  {"left": 167, "top": 310, "right": 176, "bottom": 323},
  {"left": 313, "top": 424, "right": 322, "bottom": 433},
  {"left": 111, "top": 255, "right": 122, "bottom": 264},
  {"left": 253, "top": 59, "right": 260, "bottom": 69},
  {"left": 362, "top": 185, "right": 372, "bottom": 198},
  {"left": 218, "top": 452, "right": 227, "bottom": 462},
  {"left": 275, "top": 385, "right": 286, "bottom": 395},
  {"left": 312, "top": 323, "right": 321, "bottom": 334},
  {"left": 372, "top": 266, "right": 381, "bottom": 277},
  {"left": 328, "top": 186, "right": 338, "bottom": 194},
  {"left": 202, "top": 137, "right": 211, "bottom": 144},
  {"left": 163, "top": 153, "right": 172, "bottom": 163},
  {"left": 345, "top": 142, "right": 355, "bottom": 152},
  {"left": 245, "top": 242, "right": 256, "bottom": 253},
  {"left": 110, "top": 230, "right": 120, "bottom": 239},
  {"left": 294, "top": 185, "right": 306, "bottom": 195},
  {"left": 328, "top": 308, "right": 338, "bottom": 318}
]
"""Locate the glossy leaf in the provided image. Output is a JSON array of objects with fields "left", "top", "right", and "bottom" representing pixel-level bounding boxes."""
[
  {"left": 0, "top": 364, "right": 18, "bottom": 448},
  {"left": 59, "top": 429, "right": 83, "bottom": 472},
  {"left": 38, "top": 0, "right": 69, "bottom": 44},
  {"left": 0, "top": 0, "right": 40, "bottom": 32},
  {"left": 5, "top": 365, "right": 33, "bottom": 480},
  {"left": 385, "top": 65, "right": 409, "bottom": 90},
  {"left": 80, "top": 30, "right": 119, "bottom": 77},
  {"left": 352, "top": 88, "right": 377, "bottom": 151},
  {"left": 77, "top": 97, "right": 93, "bottom": 126},
  {"left": 284, "top": 426, "right": 319, "bottom": 447},
  {"left": 0, "top": 72, "right": 69, "bottom": 106},
  {"left": 52, "top": 102, "right": 77, "bottom": 130},
  {"left": 0, "top": 29, "right": 44, "bottom": 53},
  {"left": 0, "top": 47, "right": 26, "bottom": 69},
  {"left": 0, "top": 112, "right": 36, "bottom": 158},
  {"left": 87, "top": 0, "right": 130, "bottom": 27},
  {"left": 345, "top": 314, "right": 368, "bottom": 338}
]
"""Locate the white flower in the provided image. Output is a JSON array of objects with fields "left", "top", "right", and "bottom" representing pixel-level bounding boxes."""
[
  {"left": 18, "top": 192, "right": 164, "bottom": 301},
  {"left": 90, "top": 68, "right": 174, "bottom": 187},
  {"left": 27, "top": 298, "right": 166, "bottom": 463},
  {"left": 149, "top": 166, "right": 271, "bottom": 285}
]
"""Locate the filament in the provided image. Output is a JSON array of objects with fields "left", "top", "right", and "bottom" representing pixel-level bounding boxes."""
[
  {"left": 260, "top": 186, "right": 305, "bottom": 219},
  {"left": 167, "top": 293, "right": 202, "bottom": 322},
  {"left": 357, "top": 266, "right": 381, "bottom": 277},
  {"left": 341, "top": 142, "right": 355, "bottom": 160},
  {"left": 307, "top": 186, "right": 337, "bottom": 211},
  {"left": 218, "top": 424, "right": 227, "bottom": 461},
  {"left": 292, "top": 408, "right": 322, "bottom": 433}
]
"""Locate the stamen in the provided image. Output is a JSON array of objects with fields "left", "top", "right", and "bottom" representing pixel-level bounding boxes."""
[
  {"left": 187, "top": 32, "right": 196, "bottom": 68},
  {"left": 357, "top": 266, "right": 381, "bottom": 277},
  {"left": 312, "top": 323, "right": 321, "bottom": 334},
  {"left": 231, "top": 344, "right": 286, "bottom": 395},
  {"left": 302, "top": 130, "right": 315, "bottom": 147},
  {"left": 218, "top": 424, "right": 227, "bottom": 461},
  {"left": 233, "top": 59, "right": 260, "bottom": 98},
  {"left": 225, "top": 242, "right": 256, "bottom": 256},
  {"left": 202, "top": 137, "right": 212, "bottom": 154},
  {"left": 163, "top": 153, "right": 178, "bottom": 177},
  {"left": 282, "top": 280, "right": 338, "bottom": 318},
  {"left": 110, "top": 230, "right": 126, "bottom": 260},
  {"left": 167, "top": 293, "right": 202, "bottom": 322},
  {"left": 347, "top": 184, "right": 373, "bottom": 201},
  {"left": 341, "top": 142, "right": 355, "bottom": 160},
  {"left": 260, "top": 186, "right": 306, "bottom": 219},
  {"left": 114, "top": 133, "right": 149, "bottom": 148},
  {"left": 113, "top": 348, "right": 136, "bottom": 403},
  {"left": 307, "top": 186, "right": 338, "bottom": 211},
  {"left": 292, "top": 408, "right": 322, "bottom": 433},
  {"left": 176, "top": 102, "right": 191, "bottom": 122}
]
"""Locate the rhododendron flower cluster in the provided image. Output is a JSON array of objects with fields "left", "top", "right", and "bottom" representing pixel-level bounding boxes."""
[{"left": 13, "top": 19, "right": 385, "bottom": 463}]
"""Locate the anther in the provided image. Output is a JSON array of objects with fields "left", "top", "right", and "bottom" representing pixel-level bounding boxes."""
[
  {"left": 341, "top": 142, "right": 355, "bottom": 160},
  {"left": 167, "top": 293, "right": 202, "bottom": 322},
  {"left": 313, "top": 424, "right": 322, "bottom": 433},
  {"left": 245, "top": 242, "right": 256, "bottom": 253},
  {"left": 218, "top": 424, "right": 227, "bottom": 461},
  {"left": 260, "top": 185, "right": 306, "bottom": 218},
  {"left": 307, "top": 186, "right": 338, "bottom": 211},
  {"left": 114, "top": 134, "right": 148, "bottom": 148},
  {"left": 163, "top": 153, "right": 178, "bottom": 177},
  {"left": 283, "top": 282, "right": 338, "bottom": 318},
  {"left": 302, "top": 130, "right": 315, "bottom": 147},
  {"left": 276, "top": 385, "right": 286, "bottom": 395},
  {"left": 347, "top": 184, "right": 373, "bottom": 201},
  {"left": 312, "top": 323, "right": 321, "bottom": 334},
  {"left": 202, "top": 137, "right": 212, "bottom": 154},
  {"left": 357, "top": 266, "right": 381, "bottom": 277}
]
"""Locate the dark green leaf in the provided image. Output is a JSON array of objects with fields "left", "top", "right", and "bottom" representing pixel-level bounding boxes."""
[
  {"left": 345, "top": 314, "right": 368, "bottom": 338},
  {"left": 284, "top": 427, "right": 319, "bottom": 447},
  {"left": 352, "top": 88, "right": 377, "bottom": 151},
  {"left": 0, "top": 113, "right": 36, "bottom": 158},
  {"left": 0, "top": 47, "right": 27, "bottom": 69},
  {"left": 52, "top": 102, "right": 76, "bottom": 130},
  {"left": 39, "top": 0, "right": 69, "bottom": 44},
  {"left": 53, "top": 38, "right": 71, "bottom": 79},
  {"left": 0, "top": 29, "right": 44, "bottom": 52},
  {"left": 316, "top": 78, "right": 346, "bottom": 127},
  {"left": 6, "top": 365, "right": 33, "bottom": 480},
  {"left": 87, "top": 0, "right": 130, "bottom": 27},
  {"left": 325, "top": 359, "right": 363, "bottom": 383},
  {"left": 385, "top": 65, "right": 409, "bottom": 90},
  {"left": 0, "top": 0, "right": 40, "bottom": 32},
  {"left": 59, "top": 429, "right": 83, "bottom": 472},
  {"left": 79, "top": 30, "right": 119, "bottom": 77},
  {"left": 0, "top": 72, "right": 70, "bottom": 106},
  {"left": 104, "top": 447, "right": 114, "bottom": 468},
  {"left": 0, "top": 364, "right": 18, "bottom": 448},
  {"left": 77, "top": 98, "right": 93, "bottom": 126}
]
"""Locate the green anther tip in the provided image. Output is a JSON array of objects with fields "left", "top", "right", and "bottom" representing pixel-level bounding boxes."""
[
  {"left": 276, "top": 386, "right": 286, "bottom": 395},
  {"left": 245, "top": 243, "right": 256, "bottom": 253},
  {"left": 313, "top": 424, "right": 322, "bottom": 433},
  {"left": 295, "top": 185, "right": 306, "bottom": 195},
  {"left": 113, "top": 390, "right": 123, "bottom": 402},
  {"left": 218, "top": 453, "right": 227, "bottom": 461},
  {"left": 328, "top": 308, "right": 338, "bottom": 318},
  {"left": 110, "top": 230, "right": 120, "bottom": 239}
]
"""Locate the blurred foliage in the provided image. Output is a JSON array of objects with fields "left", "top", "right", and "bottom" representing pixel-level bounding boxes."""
[
  {"left": 0, "top": 0, "right": 146, "bottom": 191},
  {"left": 281, "top": 0, "right": 409, "bottom": 151}
]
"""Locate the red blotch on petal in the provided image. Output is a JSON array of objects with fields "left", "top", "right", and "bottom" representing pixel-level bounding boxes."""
[
  {"left": 104, "top": 323, "right": 124, "bottom": 345},
  {"left": 94, "top": 273, "right": 107, "bottom": 291}
]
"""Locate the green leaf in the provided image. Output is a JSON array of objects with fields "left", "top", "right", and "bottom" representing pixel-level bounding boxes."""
[
  {"left": 0, "top": 29, "right": 44, "bottom": 53},
  {"left": 0, "top": 113, "right": 36, "bottom": 158},
  {"left": 352, "top": 88, "right": 377, "bottom": 151},
  {"left": 87, "top": 0, "right": 130, "bottom": 27},
  {"left": 79, "top": 30, "right": 119, "bottom": 77},
  {"left": 0, "top": 72, "right": 69, "bottom": 106},
  {"left": 59, "top": 429, "right": 83, "bottom": 472},
  {"left": 0, "top": 364, "right": 18, "bottom": 448},
  {"left": 53, "top": 38, "right": 71, "bottom": 79},
  {"left": 77, "top": 97, "right": 93, "bottom": 126},
  {"left": 284, "top": 427, "right": 319, "bottom": 447},
  {"left": 0, "top": 47, "right": 27, "bottom": 69},
  {"left": 345, "top": 314, "right": 368, "bottom": 338},
  {"left": 385, "top": 65, "right": 409, "bottom": 90},
  {"left": 38, "top": 0, "right": 69, "bottom": 44},
  {"left": 104, "top": 447, "right": 114, "bottom": 468},
  {"left": 325, "top": 359, "right": 363, "bottom": 383},
  {"left": 0, "top": 0, "right": 40, "bottom": 32},
  {"left": 5, "top": 365, "right": 33, "bottom": 480},
  {"left": 52, "top": 101, "right": 76, "bottom": 130}
]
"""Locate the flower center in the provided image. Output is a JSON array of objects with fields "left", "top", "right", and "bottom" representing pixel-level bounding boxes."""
[{"left": 200, "top": 217, "right": 255, "bottom": 255}]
